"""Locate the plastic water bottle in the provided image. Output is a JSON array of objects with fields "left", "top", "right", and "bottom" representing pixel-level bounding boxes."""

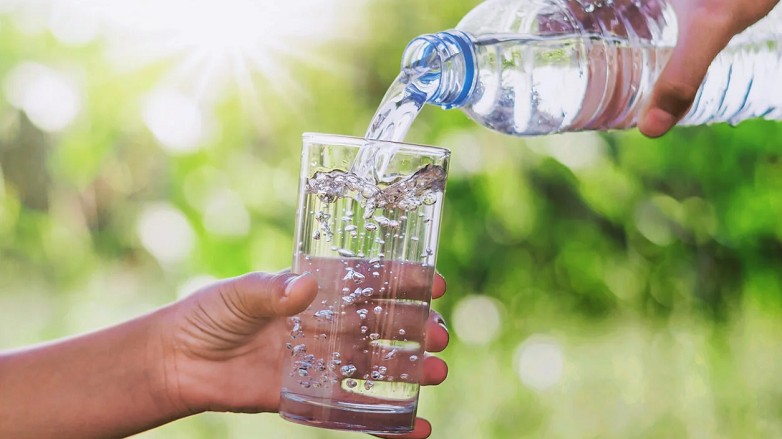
[{"left": 401, "top": 0, "right": 782, "bottom": 136}]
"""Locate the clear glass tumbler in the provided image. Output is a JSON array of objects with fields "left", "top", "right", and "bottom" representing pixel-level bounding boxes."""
[{"left": 279, "top": 133, "right": 450, "bottom": 434}]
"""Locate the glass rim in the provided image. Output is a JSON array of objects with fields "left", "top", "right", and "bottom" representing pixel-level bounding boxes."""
[{"left": 302, "top": 132, "right": 451, "bottom": 158}]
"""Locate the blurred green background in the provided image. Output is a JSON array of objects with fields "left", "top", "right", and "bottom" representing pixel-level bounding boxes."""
[{"left": 1, "top": 1, "right": 782, "bottom": 438}]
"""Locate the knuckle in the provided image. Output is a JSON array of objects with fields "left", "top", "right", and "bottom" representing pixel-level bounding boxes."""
[
  {"left": 656, "top": 80, "right": 698, "bottom": 115},
  {"left": 232, "top": 271, "right": 281, "bottom": 316}
]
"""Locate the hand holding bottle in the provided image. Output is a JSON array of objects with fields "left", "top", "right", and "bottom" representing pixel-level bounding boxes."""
[{"left": 639, "top": 0, "right": 780, "bottom": 137}]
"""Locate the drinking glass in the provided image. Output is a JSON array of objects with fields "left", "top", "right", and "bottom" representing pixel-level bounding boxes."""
[{"left": 279, "top": 133, "right": 450, "bottom": 434}]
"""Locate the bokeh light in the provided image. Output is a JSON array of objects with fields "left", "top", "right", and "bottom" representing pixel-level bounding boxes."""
[
  {"left": 137, "top": 203, "right": 195, "bottom": 265},
  {"left": 3, "top": 62, "right": 82, "bottom": 132},
  {"left": 452, "top": 295, "right": 503, "bottom": 345},
  {"left": 48, "top": 1, "right": 101, "bottom": 46},
  {"left": 142, "top": 88, "right": 207, "bottom": 153},
  {"left": 202, "top": 189, "right": 250, "bottom": 238},
  {"left": 515, "top": 335, "right": 565, "bottom": 392}
]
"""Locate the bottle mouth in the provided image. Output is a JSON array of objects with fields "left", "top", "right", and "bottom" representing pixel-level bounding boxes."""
[{"left": 402, "top": 30, "right": 477, "bottom": 109}]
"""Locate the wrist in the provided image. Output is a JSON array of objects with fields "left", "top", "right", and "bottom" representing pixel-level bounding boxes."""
[{"left": 146, "top": 305, "right": 206, "bottom": 418}]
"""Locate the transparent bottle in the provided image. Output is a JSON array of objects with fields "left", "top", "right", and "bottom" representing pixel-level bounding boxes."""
[{"left": 402, "top": 0, "right": 782, "bottom": 135}]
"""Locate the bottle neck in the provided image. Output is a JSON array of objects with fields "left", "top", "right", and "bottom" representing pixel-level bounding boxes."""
[{"left": 401, "top": 30, "right": 477, "bottom": 109}]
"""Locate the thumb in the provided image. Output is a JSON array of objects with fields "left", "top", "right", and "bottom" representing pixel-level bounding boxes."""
[
  {"left": 638, "top": 13, "right": 735, "bottom": 138},
  {"left": 224, "top": 271, "right": 318, "bottom": 318}
]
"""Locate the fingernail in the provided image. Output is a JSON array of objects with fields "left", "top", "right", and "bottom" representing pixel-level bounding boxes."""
[
  {"left": 283, "top": 272, "right": 310, "bottom": 297},
  {"left": 435, "top": 315, "right": 447, "bottom": 328}
]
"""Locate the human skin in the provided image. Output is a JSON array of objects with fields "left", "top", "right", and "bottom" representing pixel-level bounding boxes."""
[
  {"left": 0, "top": 271, "right": 449, "bottom": 439},
  {"left": 639, "top": 0, "right": 780, "bottom": 137}
]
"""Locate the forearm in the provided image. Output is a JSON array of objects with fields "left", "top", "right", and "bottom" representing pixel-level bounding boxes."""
[{"left": 0, "top": 308, "right": 190, "bottom": 439}]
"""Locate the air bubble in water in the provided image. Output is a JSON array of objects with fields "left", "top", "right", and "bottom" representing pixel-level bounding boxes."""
[
  {"left": 321, "top": 226, "right": 333, "bottom": 242},
  {"left": 356, "top": 309, "right": 368, "bottom": 320},
  {"left": 383, "top": 349, "right": 397, "bottom": 360},
  {"left": 399, "top": 329, "right": 406, "bottom": 336},
  {"left": 314, "top": 310, "right": 335, "bottom": 321},
  {"left": 370, "top": 333, "right": 380, "bottom": 340},
  {"left": 291, "top": 316, "right": 301, "bottom": 330},
  {"left": 400, "top": 373, "right": 409, "bottom": 380},
  {"left": 409, "top": 355, "right": 418, "bottom": 362},
  {"left": 292, "top": 344, "right": 306, "bottom": 355},
  {"left": 365, "top": 223, "right": 378, "bottom": 231},
  {"left": 361, "top": 288, "right": 374, "bottom": 297},
  {"left": 340, "top": 364, "right": 357, "bottom": 377},
  {"left": 371, "top": 371, "right": 383, "bottom": 380},
  {"left": 312, "top": 230, "right": 321, "bottom": 240},
  {"left": 422, "top": 191, "right": 437, "bottom": 205},
  {"left": 343, "top": 269, "right": 365, "bottom": 284},
  {"left": 364, "top": 380, "right": 374, "bottom": 390},
  {"left": 378, "top": 366, "right": 387, "bottom": 374},
  {"left": 346, "top": 379, "right": 358, "bottom": 388},
  {"left": 374, "top": 216, "right": 400, "bottom": 229},
  {"left": 372, "top": 271, "right": 380, "bottom": 278},
  {"left": 338, "top": 249, "right": 356, "bottom": 258},
  {"left": 373, "top": 306, "right": 383, "bottom": 314},
  {"left": 360, "top": 325, "right": 368, "bottom": 334}
]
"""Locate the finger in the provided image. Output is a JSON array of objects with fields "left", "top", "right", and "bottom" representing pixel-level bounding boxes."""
[
  {"left": 226, "top": 271, "right": 318, "bottom": 318},
  {"left": 373, "top": 418, "right": 432, "bottom": 439},
  {"left": 638, "top": 12, "right": 736, "bottom": 137},
  {"left": 420, "top": 355, "right": 448, "bottom": 386},
  {"left": 432, "top": 273, "right": 446, "bottom": 300},
  {"left": 424, "top": 311, "right": 449, "bottom": 353}
]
